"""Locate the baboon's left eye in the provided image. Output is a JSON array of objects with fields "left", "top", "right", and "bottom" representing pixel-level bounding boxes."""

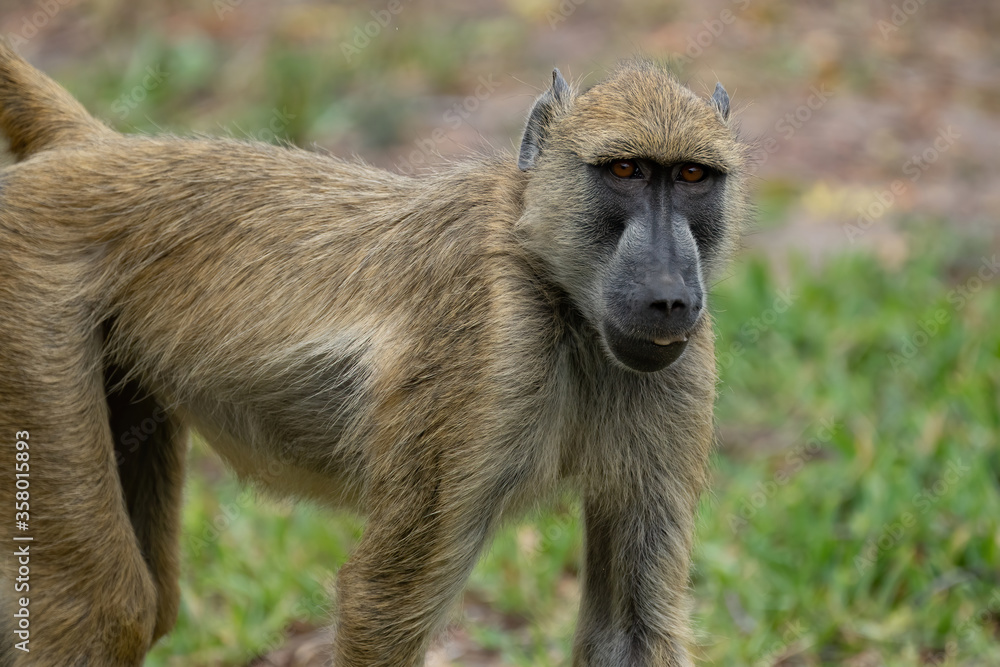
[
  {"left": 610, "top": 160, "right": 639, "bottom": 179},
  {"left": 677, "top": 163, "right": 707, "bottom": 183}
]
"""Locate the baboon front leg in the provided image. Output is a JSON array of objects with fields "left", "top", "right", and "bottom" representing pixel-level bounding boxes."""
[
  {"left": 107, "top": 365, "right": 187, "bottom": 642},
  {"left": 334, "top": 464, "right": 507, "bottom": 667},
  {"left": 573, "top": 489, "right": 700, "bottom": 667},
  {"left": 0, "top": 339, "right": 158, "bottom": 666}
]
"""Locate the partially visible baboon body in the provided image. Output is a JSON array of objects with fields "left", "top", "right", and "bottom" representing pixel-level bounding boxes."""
[{"left": 0, "top": 41, "right": 750, "bottom": 666}]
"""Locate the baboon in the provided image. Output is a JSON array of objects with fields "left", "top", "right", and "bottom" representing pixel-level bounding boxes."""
[{"left": 0, "top": 40, "right": 750, "bottom": 667}]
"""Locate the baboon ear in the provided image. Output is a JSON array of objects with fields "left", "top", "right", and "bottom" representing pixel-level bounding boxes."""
[
  {"left": 711, "top": 82, "right": 730, "bottom": 122},
  {"left": 518, "top": 68, "right": 573, "bottom": 171}
]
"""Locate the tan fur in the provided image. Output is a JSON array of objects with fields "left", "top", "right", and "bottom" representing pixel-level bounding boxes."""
[{"left": 0, "top": 43, "right": 750, "bottom": 667}]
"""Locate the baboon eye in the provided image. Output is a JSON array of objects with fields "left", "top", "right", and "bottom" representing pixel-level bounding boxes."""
[
  {"left": 677, "top": 163, "right": 707, "bottom": 183},
  {"left": 610, "top": 160, "right": 640, "bottom": 179}
]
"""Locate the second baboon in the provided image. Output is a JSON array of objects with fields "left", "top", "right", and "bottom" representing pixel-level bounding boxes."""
[{"left": 0, "top": 43, "right": 750, "bottom": 667}]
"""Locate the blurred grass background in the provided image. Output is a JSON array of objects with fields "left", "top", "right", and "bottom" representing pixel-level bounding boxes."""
[{"left": 3, "top": 0, "right": 998, "bottom": 665}]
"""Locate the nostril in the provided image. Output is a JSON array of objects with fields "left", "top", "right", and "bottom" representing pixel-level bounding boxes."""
[{"left": 650, "top": 299, "right": 688, "bottom": 315}]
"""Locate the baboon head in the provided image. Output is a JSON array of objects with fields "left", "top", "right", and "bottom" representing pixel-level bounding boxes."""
[{"left": 517, "top": 60, "right": 750, "bottom": 373}]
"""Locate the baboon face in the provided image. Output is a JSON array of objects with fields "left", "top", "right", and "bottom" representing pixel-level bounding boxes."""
[
  {"left": 585, "top": 155, "right": 712, "bottom": 372},
  {"left": 519, "top": 62, "right": 744, "bottom": 373}
]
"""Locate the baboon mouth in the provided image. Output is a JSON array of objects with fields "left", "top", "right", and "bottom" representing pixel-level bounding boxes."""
[
  {"left": 652, "top": 335, "right": 688, "bottom": 346},
  {"left": 603, "top": 321, "right": 691, "bottom": 373}
]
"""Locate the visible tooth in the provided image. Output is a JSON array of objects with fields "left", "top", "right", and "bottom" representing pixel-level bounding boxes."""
[{"left": 653, "top": 335, "right": 688, "bottom": 346}]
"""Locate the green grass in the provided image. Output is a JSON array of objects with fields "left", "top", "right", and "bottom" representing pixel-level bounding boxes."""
[
  {"left": 695, "top": 230, "right": 1000, "bottom": 665},
  {"left": 146, "top": 224, "right": 1000, "bottom": 666}
]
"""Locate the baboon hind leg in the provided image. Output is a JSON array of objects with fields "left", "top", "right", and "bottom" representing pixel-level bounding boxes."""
[
  {"left": 106, "top": 364, "right": 187, "bottom": 642},
  {"left": 0, "top": 329, "right": 158, "bottom": 666}
]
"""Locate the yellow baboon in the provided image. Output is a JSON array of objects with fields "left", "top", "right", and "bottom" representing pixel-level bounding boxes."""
[{"left": 0, "top": 42, "right": 750, "bottom": 666}]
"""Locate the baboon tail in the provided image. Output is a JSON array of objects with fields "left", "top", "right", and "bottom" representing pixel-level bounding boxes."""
[{"left": 0, "top": 39, "right": 111, "bottom": 161}]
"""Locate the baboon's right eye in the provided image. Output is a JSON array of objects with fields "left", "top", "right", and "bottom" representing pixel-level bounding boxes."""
[{"left": 609, "top": 160, "right": 640, "bottom": 179}]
